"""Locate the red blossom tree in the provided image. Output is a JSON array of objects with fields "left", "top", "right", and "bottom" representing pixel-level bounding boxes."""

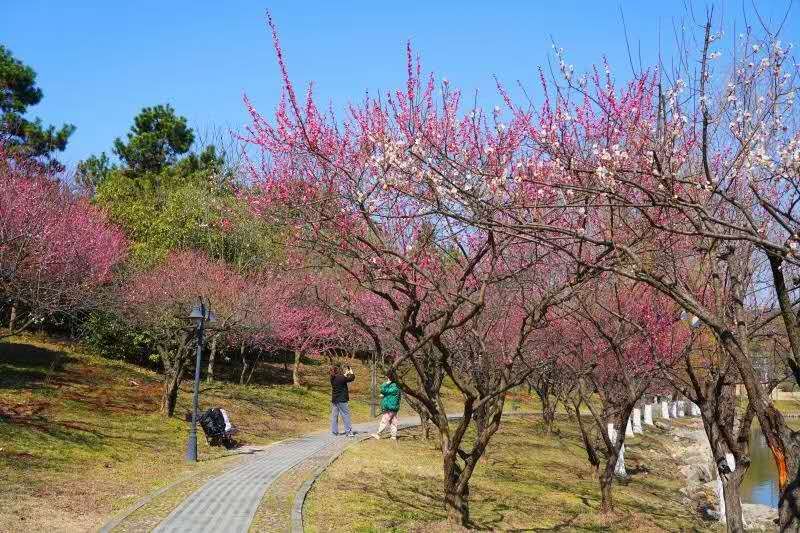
[
  {"left": 558, "top": 279, "right": 690, "bottom": 512},
  {"left": 120, "top": 250, "right": 249, "bottom": 416},
  {"left": 0, "top": 158, "right": 127, "bottom": 337},
  {"left": 238, "top": 17, "right": 590, "bottom": 525}
]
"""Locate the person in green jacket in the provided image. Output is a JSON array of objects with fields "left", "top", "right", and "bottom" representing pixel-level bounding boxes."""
[{"left": 370, "top": 373, "right": 401, "bottom": 440}]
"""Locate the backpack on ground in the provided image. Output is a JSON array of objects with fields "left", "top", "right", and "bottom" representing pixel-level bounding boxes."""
[{"left": 199, "top": 407, "right": 239, "bottom": 449}]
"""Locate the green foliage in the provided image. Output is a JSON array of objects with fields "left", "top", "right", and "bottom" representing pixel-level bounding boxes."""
[
  {"left": 85, "top": 104, "right": 283, "bottom": 269},
  {"left": 0, "top": 44, "right": 74, "bottom": 170},
  {"left": 94, "top": 166, "right": 282, "bottom": 268},
  {"left": 112, "top": 104, "right": 194, "bottom": 174},
  {"left": 81, "top": 311, "right": 153, "bottom": 363},
  {"left": 75, "top": 152, "right": 115, "bottom": 189}
]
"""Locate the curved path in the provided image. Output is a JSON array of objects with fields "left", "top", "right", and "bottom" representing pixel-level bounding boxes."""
[{"left": 150, "top": 416, "right": 428, "bottom": 533}]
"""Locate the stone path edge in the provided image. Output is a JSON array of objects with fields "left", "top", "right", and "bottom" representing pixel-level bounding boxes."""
[
  {"left": 98, "top": 439, "right": 289, "bottom": 533},
  {"left": 289, "top": 434, "right": 370, "bottom": 533}
]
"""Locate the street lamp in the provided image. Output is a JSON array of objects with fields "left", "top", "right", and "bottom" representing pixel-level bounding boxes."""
[{"left": 186, "top": 299, "right": 214, "bottom": 463}]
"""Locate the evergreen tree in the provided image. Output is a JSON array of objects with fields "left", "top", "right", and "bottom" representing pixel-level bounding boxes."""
[
  {"left": 112, "top": 104, "right": 194, "bottom": 174},
  {"left": 0, "top": 44, "right": 75, "bottom": 170}
]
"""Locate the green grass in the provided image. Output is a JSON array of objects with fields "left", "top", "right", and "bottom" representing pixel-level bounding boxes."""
[
  {"left": 305, "top": 416, "right": 715, "bottom": 532},
  {"left": 0, "top": 335, "right": 535, "bottom": 531},
  {"left": 0, "top": 336, "right": 378, "bottom": 531}
]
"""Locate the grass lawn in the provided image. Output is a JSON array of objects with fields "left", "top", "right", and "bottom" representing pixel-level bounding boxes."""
[
  {"left": 0, "top": 336, "right": 379, "bottom": 531},
  {"left": 305, "top": 416, "right": 715, "bottom": 532},
  {"left": 0, "top": 335, "right": 537, "bottom": 531}
]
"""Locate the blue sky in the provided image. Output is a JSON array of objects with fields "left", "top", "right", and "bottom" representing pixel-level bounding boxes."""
[{"left": 3, "top": 1, "right": 798, "bottom": 169}]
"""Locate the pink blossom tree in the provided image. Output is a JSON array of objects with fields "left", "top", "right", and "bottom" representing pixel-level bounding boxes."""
[
  {"left": 268, "top": 274, "right": 342, "bottom": 387},
  {"left": 120, "top": 250, "right": 249, "bottom": 416},
  {"left": 558, "top": 279, "right": 690, "bottom": 512},
  {"left": 239, "top": 18, "right": 589, "bottom": 524},
  {"left": 0, "top": 159, "right": 127, "bottom": 337}
]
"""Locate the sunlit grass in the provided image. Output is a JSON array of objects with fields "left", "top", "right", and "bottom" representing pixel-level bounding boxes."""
[{"left": 305, "top": 416, "right": 714, "bottom": 532}]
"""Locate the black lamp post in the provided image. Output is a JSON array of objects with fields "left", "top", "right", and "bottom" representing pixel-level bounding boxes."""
[{"left": 186, "top": 299, "right": 214, "bottom": 463}]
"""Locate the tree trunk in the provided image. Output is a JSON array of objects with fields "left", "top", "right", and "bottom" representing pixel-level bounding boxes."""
[
  {"left": 8, "top": 302, "right": 17, "bottom": 331},
  {"left": 599, "top": 459, "right": 616, "bottom": 513},
  {"left": 161, "top": 362, "right": 184, "bottom": 417},
  {"left": 443, "top": 459, "right": 470, "bottom": 527},
  {"left": 292, "top": 350, "right": 303, "bottom": 387},
  {"left": 421, "top": 416, "right": 431, "bottom": 440},
  {"left": 719, "top": 333, "right": 800, "bottom": 530},
  {"left": 206, "top": 335, "right": 218, "bottom": 383},
  {"left": 720, "top": 470, "right": 746, "bottom": 533},
  {"left": 779, "top": 476, "right": 800, "bottom": 533},
  {"left": 237, "top": 341, "right": 247, "bottom": 385},
  {"left": 541, "top": 396, "right": 557, "bottom": 434}
]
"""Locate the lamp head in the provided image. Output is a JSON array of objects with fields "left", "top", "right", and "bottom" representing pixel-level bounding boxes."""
[{"left": 188, "top": 302, "right": 214, "bottom": 326}]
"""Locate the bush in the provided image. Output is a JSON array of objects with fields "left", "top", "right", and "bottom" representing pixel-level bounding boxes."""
[{"left": 81, "top": 311, "right": 153, "bottom": 365}]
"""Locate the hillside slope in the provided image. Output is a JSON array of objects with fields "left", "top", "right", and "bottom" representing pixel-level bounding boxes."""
[{"left": 0, "top": 337, "right": 378, "bottom": 532}]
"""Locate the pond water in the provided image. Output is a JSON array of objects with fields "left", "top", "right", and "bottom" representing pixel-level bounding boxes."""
[{"left": 741, "top": 426, "right": 780, "bottom": 508}]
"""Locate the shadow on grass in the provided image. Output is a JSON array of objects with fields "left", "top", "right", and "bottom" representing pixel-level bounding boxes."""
[{"left": 0, "top": 342, "right": 73, "bottom": 389}]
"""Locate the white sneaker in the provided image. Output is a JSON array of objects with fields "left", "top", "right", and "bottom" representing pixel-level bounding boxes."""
[{"left": 370, "top": 433, "right": 380, "bottom": 440}]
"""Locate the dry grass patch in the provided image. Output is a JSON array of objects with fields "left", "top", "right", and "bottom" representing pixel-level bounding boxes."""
[{"left": 305, "top": 416, "right": 715, "bottom": 532}]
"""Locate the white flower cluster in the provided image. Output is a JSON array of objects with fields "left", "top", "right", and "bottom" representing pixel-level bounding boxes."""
[
  {"left": 591, "top": 144, "right": 628, "bottom": 187},
  {"left": 778, "top": 135, "right": 800, "bottom": 174}
]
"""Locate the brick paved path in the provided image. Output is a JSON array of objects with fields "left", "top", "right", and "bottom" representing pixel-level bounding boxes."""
[{"left": 153, "top": 416, "right": 424, "bottom": 533}]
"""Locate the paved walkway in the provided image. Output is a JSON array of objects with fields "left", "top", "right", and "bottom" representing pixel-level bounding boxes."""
[{"left": 152, "top": 416, "right": 425, "bottom": 533}]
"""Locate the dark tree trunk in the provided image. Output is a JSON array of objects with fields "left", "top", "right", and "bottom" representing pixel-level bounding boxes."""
[
  {"left": 443, "top": 457, "right": 470, "bottom": 527},
  {"left": 756, "top": 257, "right": 800, "bottom": 530},
  {"left": 599, "top": 454, "right": 617, "bottom": 513},
  {"left": 697, "top": 393, "right": 749, "bottom": 532},
  {"left": 719, "top": 333, "right": 799, "bottom": 530},
  {"left": 779, "top": 473, "right": 800, "bottom": 533},
  {"left": 161, "top": 361, "right": 185, "bottom": 417},
  {"left": 160, "top": 341, "right": 189, "bottom": 417},
  {"left": 720, "top": 470, "right": 746, "bottom": 533}
]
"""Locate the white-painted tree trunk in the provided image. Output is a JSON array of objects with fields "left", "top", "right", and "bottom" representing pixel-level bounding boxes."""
[
  {"left": 690, "top": 402, "right": 701, "bottom": 416},
  {"left": 643, "top": 404, "right": 654, "bottom": 425},
  {"left": 677, "top": 401, "right": 686, "bottom": 417},
  {"left": 669, "top": 401, "right": 678, "bottom": 418},
  {"left": 717, "top": 453, "right": 736, "bottom": 522},
  {"left": 607, "top": 423, "right": 626, "bottom": 477},
  {"left": 625, "top": 417, "right": 634, "bottom": 437},
  {"left": 632, "top": 408, "right": 643, "bottom": 433},
  {"left": 661, "top": 401, "right": 670, "bottom": 419}
]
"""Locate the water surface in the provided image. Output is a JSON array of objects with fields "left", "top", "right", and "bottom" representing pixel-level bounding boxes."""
[{"left": 741, "top": 426, "right": 779, "bottom": 508}]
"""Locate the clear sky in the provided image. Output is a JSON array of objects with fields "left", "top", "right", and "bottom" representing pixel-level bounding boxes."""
[{"left": 3, "top": 1, "right": 798, "bottom": 169}]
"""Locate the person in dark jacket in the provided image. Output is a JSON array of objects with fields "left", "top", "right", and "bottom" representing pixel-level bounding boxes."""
[
  {"left": 330, "top": 364, "right": 355, "bottom": 436},
  {"left": 370, "top": 373, "right": 401, "bottom": 440}
]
